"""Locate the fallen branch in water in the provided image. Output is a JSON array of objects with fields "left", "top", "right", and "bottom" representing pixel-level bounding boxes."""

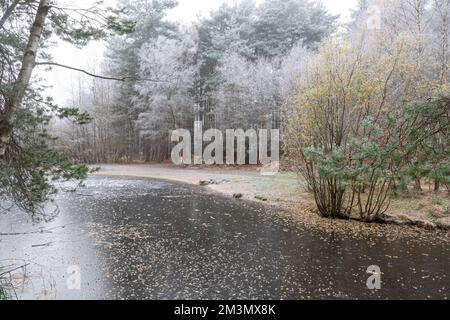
[
  {"left": 31, "top": 242, "right": 53, "bottom": 248},
  {"left": 0, "top": 224, "right": 71, "bottom": 237},
  {"left": 0, "top": 230, "right": 52, "bottom": 236}
]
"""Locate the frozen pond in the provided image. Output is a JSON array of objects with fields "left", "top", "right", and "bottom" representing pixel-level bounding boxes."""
[{"left": 0, "top": 176, "right": 449, "bottom": 300}]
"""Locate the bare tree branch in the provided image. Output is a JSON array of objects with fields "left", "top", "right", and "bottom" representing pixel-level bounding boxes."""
[{"left": 35, "top": 62, "right": 168, "bottom": 83}]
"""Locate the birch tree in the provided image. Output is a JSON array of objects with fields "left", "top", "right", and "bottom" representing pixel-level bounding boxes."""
[
  {"left": 0, "top": 0, "right": 132, "bottom": 219},
  {"left": 214, "top": 51, "right": 281, "bottom": 130},
  {"left": 134, "top": 32, "right": 198, "bottom": 161}
]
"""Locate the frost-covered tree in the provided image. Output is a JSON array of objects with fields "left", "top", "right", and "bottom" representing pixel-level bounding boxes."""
[
  {"left": 431, "top": 0, "right": 450, "bottom": 86},
  {"left": 53, "top": 69, "right": 127, "bottom": 164},
  {"left": 133, "top": 30, "right": 198, "bottom": 160},
  {"left": 279, "top": 44, "right": 312, "bottom": 101},
  {"left": 104, "top": 0, "right": 178, "bottom": 158},
  {"left": 251, "top": 0, "right": 337, "bottom": 57},
  {"left": 213, "top": 51, "right": 280, "bottom": 130},
  {"left": 197, "top": 1, "right": 256, "bottom": 101},
  {"left": 197, "top": 0, "right": 337, "bottom": 112}
]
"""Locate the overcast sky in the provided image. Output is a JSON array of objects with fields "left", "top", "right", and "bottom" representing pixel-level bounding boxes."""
[{"left": 42, "top": 0, "right": 358, "bottom": 104}]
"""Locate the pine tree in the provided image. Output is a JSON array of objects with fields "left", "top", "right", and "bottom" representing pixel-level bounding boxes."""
[
  {"left": 104, "top": 0, "right": 178, "bottom": 159},
  {"left": 251, "top": 0, "right": 337, "bottom": 58}
]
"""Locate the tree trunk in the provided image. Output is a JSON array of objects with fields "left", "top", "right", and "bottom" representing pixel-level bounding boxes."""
[
  {"left": 0, "top": 0, "right": 50, "bottom": 158},
  {"left": 435, "top": 180, "right": 441, "bottom": 192},
  {"left": 414, "top": 179, "right": 423, "bottom": 191}
]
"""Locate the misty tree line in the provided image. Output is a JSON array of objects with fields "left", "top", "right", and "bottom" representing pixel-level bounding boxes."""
[{"left": 55, "top": 0, "right": 337, "bottom": 163}]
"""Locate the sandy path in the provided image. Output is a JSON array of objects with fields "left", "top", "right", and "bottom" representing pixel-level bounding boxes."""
[{"left": 93, "top": 164, "right": 306, "bottom": 206}]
